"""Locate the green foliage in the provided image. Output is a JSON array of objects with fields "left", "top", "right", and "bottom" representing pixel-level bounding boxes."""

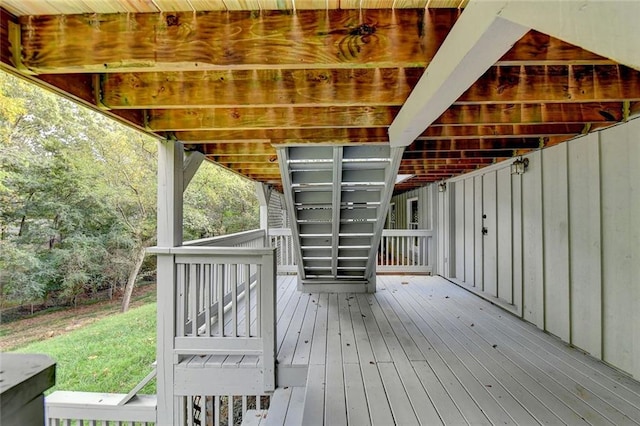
[
  {"left": 184, "top": 164, "right": 259, "bottom": 240},
  {"left": 0, "top": 70, "right": 259, "bottom": 308},
  {"left": 14, "top": 302, "right": 157, "bottom": 394}
]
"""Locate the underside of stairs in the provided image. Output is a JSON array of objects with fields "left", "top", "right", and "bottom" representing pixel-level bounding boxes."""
[{"left": 277, "top": 144, "right": 403, "bottom": 293}]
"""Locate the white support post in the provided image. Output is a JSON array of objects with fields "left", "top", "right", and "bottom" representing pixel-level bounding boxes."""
[
  {"left": 255, "top": 182, "right": 272, "bottom": 235},
  {"left": 260, "top": 249, "right": 277, "bottom": 392},
  {"left": 156, "top": 139, "right": 184, "bottom": 426},
  {"left": 183, "top": 151, "right": 205, "bottom": 192}
]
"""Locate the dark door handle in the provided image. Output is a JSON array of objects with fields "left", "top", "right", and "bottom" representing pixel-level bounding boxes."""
[{"left": 482, "top": 227, "right": 488, "bottom": 235}]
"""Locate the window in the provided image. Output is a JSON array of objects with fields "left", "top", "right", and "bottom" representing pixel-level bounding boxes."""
[{"left": 407, "top": 197, "right": 419, "bottom": 230}]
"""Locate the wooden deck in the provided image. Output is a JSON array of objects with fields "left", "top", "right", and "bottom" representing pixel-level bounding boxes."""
[{"left": 270, "top": 275, "right": 640, "bottom": 425}]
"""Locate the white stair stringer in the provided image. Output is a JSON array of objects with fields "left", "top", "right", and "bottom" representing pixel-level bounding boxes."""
[{"left": 276, "top": 144, "right": 404, "bottom": 293}]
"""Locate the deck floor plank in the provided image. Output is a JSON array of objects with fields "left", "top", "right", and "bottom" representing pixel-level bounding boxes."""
[
  {"left": 390, "top": 281, "right": 571, "bottom": 425},
  {"left": 268, "top": 275, "right": 640, "bottom": 425},
  {"left": 277, "top": 292, "right": 311, "bottom": 365},
  {"left": 283, "top": 386, "right": 306, "bottom": 426},
  {"left": 309, "top": 293, "right": 329, "bottom": 366},
  {"left": 377, "top": 362, "right": 420, "bottom": 425},
  {"left": 343, "top": 360, "right": 372, "bottom": 426},
  {"left": 362, "top": 290, "right": 490, "bottom": 424},
  {"left": 411, "top": 278, "right": 639, "bottom": 425},
  {"left": 364, "top": 292, "right": 442, "bottom": 424},
  {"left": 291, "top": 293, "right": 320, "bottom": 365},
  {"left": 378, "top": 284, "right": 539, "bottom": 425},
  {"left": 301, "top": 364, "right": 326, "bottom": 426},
  {"left": 324, "top": 294, "right": 348, "bottom": 425}
]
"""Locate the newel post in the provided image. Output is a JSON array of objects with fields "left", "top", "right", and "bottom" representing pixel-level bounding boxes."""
[
  {"left": 260, "top": 248, "right": 277, "bottom": 392},
  {"left": 156, "top": 139, "right": 184, "bottom": 426}
]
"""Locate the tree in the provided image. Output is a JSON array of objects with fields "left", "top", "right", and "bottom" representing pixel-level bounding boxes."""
[{"left": 1, "top": 70, "right": 260, "bottom": 313}]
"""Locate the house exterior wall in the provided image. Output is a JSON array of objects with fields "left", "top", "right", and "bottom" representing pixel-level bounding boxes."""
[
  {"left": 389, "top": 184, "right": 436, "bottom": 230},
  {"left": 438, "top": 118, "right": 640, "bottom": 379}
]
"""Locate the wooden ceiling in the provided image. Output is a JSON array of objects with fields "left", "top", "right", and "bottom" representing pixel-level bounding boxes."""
[{"left": 1, "top": 1, "right": 639, "bottom": 194}]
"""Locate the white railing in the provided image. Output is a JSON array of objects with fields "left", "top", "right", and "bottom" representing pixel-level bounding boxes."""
[
  {"left": 183, "top": 393, "right": 270, "bottom": 426},
  {"left": 268, "top": 228, "right": 297, "bottom": 274},
  {"left": 161, "top": 245, "right": 277, "bottom": 393},
  {"left": 46, "top": 391, "right": 156, "bottom": 425},
  {"left": 183, "top": 229, "right": 266, "bottom": 248},
  {"left": 378, "top": 229, "right": 434, "bottom": 274},
  {"left": 266, "top": 228, "right": 434, "bottom": 275}
]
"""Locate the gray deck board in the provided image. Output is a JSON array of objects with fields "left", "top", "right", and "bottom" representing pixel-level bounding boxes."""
[{"left": 267, "top": 275, "right": 640, "bottom": 425}]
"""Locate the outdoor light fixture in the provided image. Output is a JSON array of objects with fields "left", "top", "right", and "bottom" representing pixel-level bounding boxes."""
[
  {"left": 438, "top": 182, "right": 447, "bottom": 192},
  {"left": 511, "top": 157, "right": 529, "bottom": 175}
]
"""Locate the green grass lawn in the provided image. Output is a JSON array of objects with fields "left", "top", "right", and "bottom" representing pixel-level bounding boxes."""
[{"left": 14, "top": 302, "right": 157, "bottom": 394}]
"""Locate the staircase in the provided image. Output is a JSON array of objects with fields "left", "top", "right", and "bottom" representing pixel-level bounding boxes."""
[{"left": 277, "top": 144, "right": 403, "bottom": 293}]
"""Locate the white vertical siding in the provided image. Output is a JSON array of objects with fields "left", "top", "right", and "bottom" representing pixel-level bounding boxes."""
[
  {"left": 521, "top": 150, "right": 544, "bottom": 329},
  {"left": 464, "top": 178, "right": 475, "bottom": 287},
  {"left": 600, "top": 122, "right": 640, "bottom": 378},
  {"left": 440, "top": 118, "right": 640, "bottom": 379},
  {"left": 482, "top": 171, "right": 498, "bottom": 298},
  {"left": 390, "top": 185, "right": 432, "bottom": 230},
  {"left": 542, "top": 144, "right": 570, "bottom": 342},
  {"left": 496, "top": 167, "right": 512, "bottom": 304},
  {"left": 455, "top": 182, "right": 465, "bottom": 281},
  {"left": 474, "top": 176, "right": 484, "bottom": 291},
  {"left": 568, "top": 133, "right": 602, "bottom": 359}
]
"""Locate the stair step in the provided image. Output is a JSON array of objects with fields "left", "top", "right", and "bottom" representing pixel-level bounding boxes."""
[{"left": 242, "top": 410, "right": 268, "bottom": 426}]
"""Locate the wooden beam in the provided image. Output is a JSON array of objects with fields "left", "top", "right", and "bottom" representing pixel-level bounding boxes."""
[
  {"left": 101, "top": 68, "right": 423, "bottom": 109},
  {"left": 146, "top": 106, "right": 399, "bottom": 131},
  {"left": 388, "top": 1, "right": 529, "bottom": 146},
  {"left": 498, "top": 30, "right": 612, "bottom": 66},
  {"left": 210, "top": 155, "right": 279, "bottom": 164},
  {"left": 17, "top": 9, "right": 459, "bottom": 73},
  {"left": 201, "top": 143, "right": 276, "bottom": 156},
  {"left": 457, "top": 65, "right": 640, "bottom": 104},
  {"left": 174, "top": 128, "right": 390, "bottom": 144},
  {"left": 419, "top": 123, "right": 585, "bottom": 139},
  {"left": 403, "top": 150, "right": 518, "bottom": 160},
  {"left": 407, "top": 138, "right": 544, "bottom": 151},
  {"left": 433, "top": 102, "right": 624, "bottom": 125},
  {"left": 9, "top": 9, "right": 611, "bottom": 74}
]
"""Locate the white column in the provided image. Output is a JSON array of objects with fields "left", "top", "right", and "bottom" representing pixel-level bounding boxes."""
[
  {"left": 156, "top": 139, "right": 184, "bottom": 426},
  {"left": 255, "top": 182, "right": 272, "bottom": 239}
]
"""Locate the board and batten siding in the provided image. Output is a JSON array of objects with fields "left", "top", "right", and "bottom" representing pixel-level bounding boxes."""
[
  {"left": 437, "top": 118, "right": 640, "bottom": 379},
  {"left": 389, "top": 184, "right": 436, "bottom": 230}
]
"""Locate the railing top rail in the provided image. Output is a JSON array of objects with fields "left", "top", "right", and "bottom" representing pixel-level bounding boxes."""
[
  {"left": 182, "top": 229, "right": 266, "bottom": 247},
  {"left": 381, "top": 229, "right": 434, "bottom": 237},
  {"left": 267, "top": 228, "right": 293, "bottom": 236},
  {"left": 149, "top": 246, "right": 276, "bottom": 256}
]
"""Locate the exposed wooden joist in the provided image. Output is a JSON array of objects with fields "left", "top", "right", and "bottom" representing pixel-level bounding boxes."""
[
  {"left": 146, "top": 106, "right": 399, "bottom": 131},
  {"left": 16, "top": 9, "right": 459, "bottom": 73},
  {"left": 418, "top": 123, "right": 586, "bottom": 139},
  {"left": 407, "top": 138, "right": 544, "bottom": 151},
  {"left": 433, "top": 102, "right": 624, "bottom": 125},
  {"left": 403, "top": 150, "right": 519, "bottom": 160},
  {"left": 101, "top": 68, "right": 423, "bottom": 109},
  {"left": 98, "top": 62, "right": 635, "bottom": 109},
  {"left": 457, "top": 65, "right": 640, "bottom": 104},
  {"left": 174, "top": 128, "right": 390, "bottom": 144},
  {"left": 209, "top": 155, "right": 279, "bottom": 164},
  {"left": 11, "top": 10, "right": 614, "bottom": 75}
]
